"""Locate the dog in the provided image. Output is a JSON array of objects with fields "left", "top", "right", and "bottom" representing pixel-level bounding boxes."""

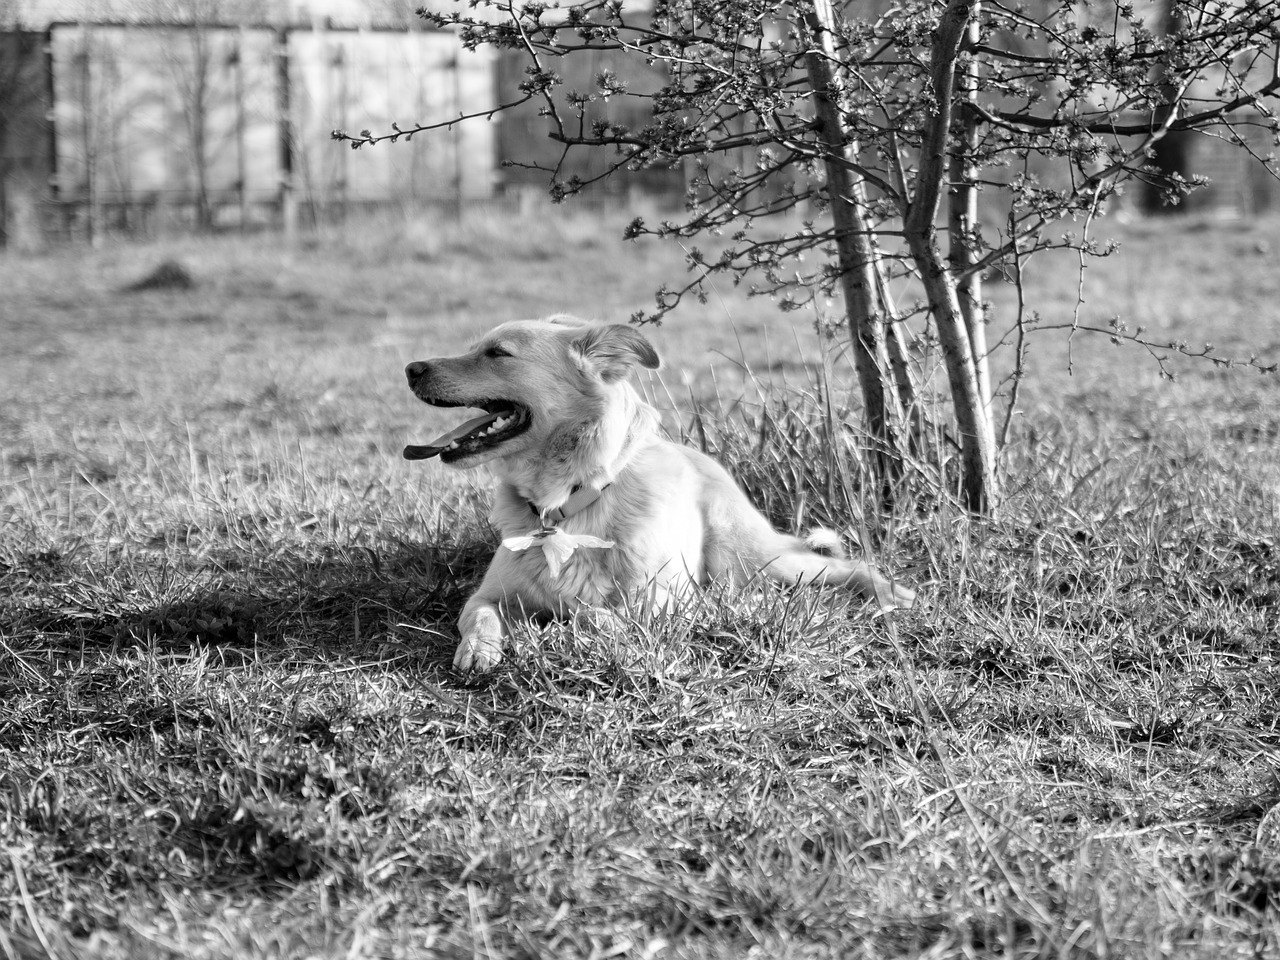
[{"left": 403, "top": 316, "right": 915, "bottom": 672}]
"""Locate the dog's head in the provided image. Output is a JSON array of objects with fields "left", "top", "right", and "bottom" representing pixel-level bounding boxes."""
[{"left": 403, "top": 316, "right": 660, "bottom": 468}]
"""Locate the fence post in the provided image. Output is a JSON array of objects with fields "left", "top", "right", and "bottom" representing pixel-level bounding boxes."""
[
  {"left": 276, "top": 26, "right": 296, "bottom": 241},
  {"left": 234, "top": 26, "right": 247, "bottom": 231},
  {"left": 79, "top": 23, "right": 101, "bottom": 246},
  {"left": 42, "top": 29, "right": 58, "bottom": 245}
]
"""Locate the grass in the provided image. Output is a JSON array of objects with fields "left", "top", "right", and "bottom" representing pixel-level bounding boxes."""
[{"left": 2, "top": 203, "right": 1280, "bottom": 958}]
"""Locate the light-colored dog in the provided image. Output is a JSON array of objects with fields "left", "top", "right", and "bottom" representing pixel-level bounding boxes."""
[{"left": 403, "top": 316, "right": 914, "bottom": 672}]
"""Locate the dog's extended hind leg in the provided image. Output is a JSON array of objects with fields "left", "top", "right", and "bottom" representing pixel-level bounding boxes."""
[
  {"left": 706, "top": 522, "right": 914, "bottom": 611},
  {"left": 758, "top": 545, "right": 915, "bottom": 610}
]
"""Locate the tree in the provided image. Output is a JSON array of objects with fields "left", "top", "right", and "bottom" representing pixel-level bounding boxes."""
[
  {"left": 339, "top": 0, "right": 1280, "bottom": 513},
  {"left": 1142, "top": 0, "right": 1199, "bottom": 211}
]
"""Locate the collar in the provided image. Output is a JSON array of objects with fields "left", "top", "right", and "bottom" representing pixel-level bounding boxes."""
[{"left": 528, "top": 482, "right": 610, "bottom": 525}]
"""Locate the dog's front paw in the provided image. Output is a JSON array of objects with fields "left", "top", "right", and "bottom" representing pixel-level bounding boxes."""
[
  {"left": 454, "top": 635, "right": 503, "bottom": 672},
  {"left": 455, "top": 605, "right": 505, "bottom": 672}
]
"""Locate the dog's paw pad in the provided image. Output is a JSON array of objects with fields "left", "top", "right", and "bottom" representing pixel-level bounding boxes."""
[{"left": 454, "top": 636, "right": 503, "bottom": 673}]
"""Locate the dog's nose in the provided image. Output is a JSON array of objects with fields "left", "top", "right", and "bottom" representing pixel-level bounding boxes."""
[{"left": 405, "top": 361, "right": 430, "bottom": 383}]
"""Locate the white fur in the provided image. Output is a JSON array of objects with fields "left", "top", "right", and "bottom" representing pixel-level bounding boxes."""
[{"left": 404, "top": 317, "right": 915, "bottom": 672}]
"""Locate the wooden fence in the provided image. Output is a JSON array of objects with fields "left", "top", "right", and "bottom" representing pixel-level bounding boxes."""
[{"left": 1, "top": 22, "right": 498, "bottom": 244}]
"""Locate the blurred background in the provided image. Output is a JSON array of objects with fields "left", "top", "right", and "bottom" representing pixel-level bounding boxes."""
[
  {"left": 0, "top": 0, "right": 692, "bottom": 248},
  {"left": 2, "top": 0, "right": 1278, "bottom": 251}
]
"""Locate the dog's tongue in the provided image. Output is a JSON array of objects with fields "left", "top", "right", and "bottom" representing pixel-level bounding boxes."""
[{"left": 403, "top": 411, "right": 501, "bottom": 461}]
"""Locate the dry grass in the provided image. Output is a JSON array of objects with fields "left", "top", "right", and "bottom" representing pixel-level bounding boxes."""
[{"left": 2, "top": 205, "right": 1280, "bottom": 958}]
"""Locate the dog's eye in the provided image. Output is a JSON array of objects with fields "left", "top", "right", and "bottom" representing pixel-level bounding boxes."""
[{"left": 484, "top": 344, "right": 512, "bottom": 359}]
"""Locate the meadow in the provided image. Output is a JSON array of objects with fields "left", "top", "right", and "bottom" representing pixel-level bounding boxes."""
[{"left": 2, "top": 204, "right": 1279, "bottom": 958}]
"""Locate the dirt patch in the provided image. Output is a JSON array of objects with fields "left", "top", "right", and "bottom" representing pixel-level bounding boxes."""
[{"left": 124, "top": 259, "right": 196, "bottom": 292}]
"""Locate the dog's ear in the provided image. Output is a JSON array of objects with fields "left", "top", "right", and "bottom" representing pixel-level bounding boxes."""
[
  {"left": 546, "top": 313, "right": 591, "bottom": 327},
  {"left": 571, "top": 324, "right": 660, "bottom": 382}
]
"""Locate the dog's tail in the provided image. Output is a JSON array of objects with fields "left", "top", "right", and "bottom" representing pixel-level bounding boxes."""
[
  {"left": 698, "top": 471, "right": 915, "bottom": 610},
  {"left": 803, "top": 527, "right": 846, "bottom": 558}
]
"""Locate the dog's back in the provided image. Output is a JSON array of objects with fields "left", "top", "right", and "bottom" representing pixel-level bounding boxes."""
[{"left": 490, "top": 416, "right": 913, "bottom": 616}]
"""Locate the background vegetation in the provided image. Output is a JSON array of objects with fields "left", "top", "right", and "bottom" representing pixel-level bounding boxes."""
[{"left": 2, "top": 206, "right": 1279, "bottom": 957}]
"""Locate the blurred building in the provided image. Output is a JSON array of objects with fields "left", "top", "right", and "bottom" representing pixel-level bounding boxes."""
[
  {"left": 0, "top": 2, "right": 683, "bottom": 246},
  {"left": 0, "top": 18, "right": 498, "bottom": 244},
  {"left": 6, "top": 1, "right": 1271, "bottom": 247},
  {"left": 5, "top": 0, "right": 416, "bottom": 28}
]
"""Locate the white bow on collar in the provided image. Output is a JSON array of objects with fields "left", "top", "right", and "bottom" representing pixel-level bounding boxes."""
[{"left": 502, "top": 482, "right": 614, "bottom": 578}]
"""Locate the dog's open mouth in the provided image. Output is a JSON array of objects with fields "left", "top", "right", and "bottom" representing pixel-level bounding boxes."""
[{"left": 404, "top": 399, "right": 531, "bottom": 463}]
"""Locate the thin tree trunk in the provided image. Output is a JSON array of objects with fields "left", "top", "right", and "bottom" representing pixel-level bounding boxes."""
[
  {"left": 905, "top": 0, "right": 999, "bottom": 512},
  {"left": 907, "top": 234, "right": 998, "bottom": 512},
  {"left": 875, "top": 258, "right": 927, "bottom": 453},
  {"left": 802, "top": 0, "right": 907, "bottom": 489},
  {"left": 948, "top": 2, "right": 991, "bottom": 422}
]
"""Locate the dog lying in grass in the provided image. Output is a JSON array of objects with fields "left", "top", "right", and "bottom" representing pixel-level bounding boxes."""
[{"left": 403, "top": 316, "right": 915, "bottom": 672}]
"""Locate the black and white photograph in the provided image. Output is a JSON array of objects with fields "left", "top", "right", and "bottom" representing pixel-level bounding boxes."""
[{"left": 2, "top": 0, "right": 1279, "bottom": 955}]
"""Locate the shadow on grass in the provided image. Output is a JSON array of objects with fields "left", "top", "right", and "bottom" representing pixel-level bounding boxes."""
[
  {"left": 1, "top": 536, "right": 506, "bottom": 899},
  {"left": 4, "top": 535, "right": 494, "bottom": 661}
]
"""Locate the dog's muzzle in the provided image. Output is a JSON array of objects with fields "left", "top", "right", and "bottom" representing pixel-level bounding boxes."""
[{"left": 401, "top": 360, "right": 532, "bottom": 463}]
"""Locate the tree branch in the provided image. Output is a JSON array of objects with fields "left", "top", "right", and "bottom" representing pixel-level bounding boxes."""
[{"left": 331, "top": 95, "right": 535, "bottom": 148}]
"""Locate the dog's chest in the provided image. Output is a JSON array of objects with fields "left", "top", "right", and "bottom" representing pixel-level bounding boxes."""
[
  {"left": 503, "top": 524, "right": 619, "bottom": 608},
  {"left": 489, "top": 492, "right": 617, "bottom": 605}
]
